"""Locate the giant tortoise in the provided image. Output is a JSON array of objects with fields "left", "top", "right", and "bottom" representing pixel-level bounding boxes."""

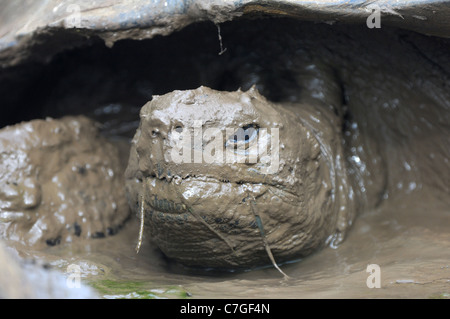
[{"left": 0, "top": 0, "right": 449, "bottom": 274}]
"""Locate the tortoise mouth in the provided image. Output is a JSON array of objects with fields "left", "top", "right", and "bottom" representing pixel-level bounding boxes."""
[
  {"left": 142, "top": 172, "right": 300, "bottom": 218},
  {"left": 143, "top": 174, "right": 267, "bottom": 219},
  {"left": 146, "top": 193, "right": 189, "bottom": 215},
  {"left": 142, "top": 174, "right": 297, "bottom": 218}
]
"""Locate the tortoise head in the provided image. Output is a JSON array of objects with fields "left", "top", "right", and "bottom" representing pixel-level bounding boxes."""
[{"left": 125, "top": 86, "right": 354, "bottom": 269}]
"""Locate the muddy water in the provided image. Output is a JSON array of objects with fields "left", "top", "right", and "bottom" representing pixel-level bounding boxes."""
[
  {"left": 0, "top": 19, "right": 449, "bottom": 298},
  {"left": 8, "top": 187, "right": 448, "bottom": 298}
]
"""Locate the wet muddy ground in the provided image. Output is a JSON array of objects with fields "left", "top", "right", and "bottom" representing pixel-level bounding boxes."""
[
  {"left": 0, "top": 18, "right": 449, "bottom": 298},
  {"left": 7, "top": 188, "right": 449, "bottom": 299}
]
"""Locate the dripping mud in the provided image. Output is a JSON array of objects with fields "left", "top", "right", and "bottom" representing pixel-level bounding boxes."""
[{"left": 0, "top": 19, "right": 449, "bottom": 298}]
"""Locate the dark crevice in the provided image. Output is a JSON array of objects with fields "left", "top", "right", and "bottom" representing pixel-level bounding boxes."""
[
  {"left": 0, "top": 18, "right": 328, "bottom": 133},
  {"left": 1, "top": 17, "right": 448, "bottom": 139}
]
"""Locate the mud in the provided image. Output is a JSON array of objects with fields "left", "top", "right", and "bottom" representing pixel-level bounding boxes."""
[
  {"left": 0, "top": 18, "right": 449, "bottom": 298},
  {"left": 0, "top": 116, "right": 130, "bottom": 249},
  {"left": 4, "top": 193, "right": 446, "bottom": 299}
]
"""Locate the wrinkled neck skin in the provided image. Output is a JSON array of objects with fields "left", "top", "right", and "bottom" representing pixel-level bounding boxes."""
[{"left": 125, "top": 86, "right": 363, "bottom": 269}]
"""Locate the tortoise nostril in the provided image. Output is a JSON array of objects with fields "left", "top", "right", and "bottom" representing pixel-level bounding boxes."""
[
  {"left": 227, "top": 124, "right": 259, "bottom": 145},
  {"left": 151, "top": 129, "right": 160, "bottom": 137}
]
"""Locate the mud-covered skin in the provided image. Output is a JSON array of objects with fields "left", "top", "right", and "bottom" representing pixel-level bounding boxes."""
[
  {"left": 125, "top": 86, "right": 360, "bottom": 268},
  {"left": 0, "top": 116, "right": 130, "bottom": 249}
]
